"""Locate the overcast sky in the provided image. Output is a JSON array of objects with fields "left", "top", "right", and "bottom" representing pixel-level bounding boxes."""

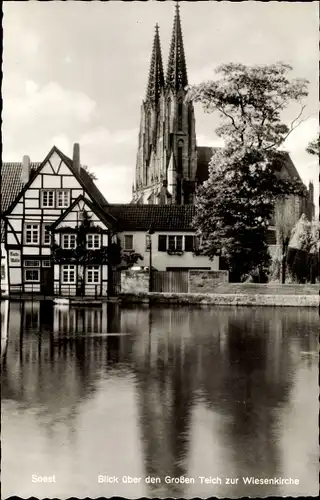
[{"left": 3, "top": 0, "right": 319, "bottom": 205}]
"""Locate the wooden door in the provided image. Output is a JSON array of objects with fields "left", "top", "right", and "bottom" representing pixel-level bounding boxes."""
[{"left": 41, "top": 267, "right": 54, "bottom": 295}]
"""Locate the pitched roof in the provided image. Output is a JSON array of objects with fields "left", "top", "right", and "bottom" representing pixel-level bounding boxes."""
[
  {"left": 3, "top": 146, "right": 109, "bottom": 216},
  {"left": 1, "top": 162, "right": 40, "bottom": 213},
  {"left": 104, "top": 204, "right": 196, "bottom": 232},
  {"left": 50, "top": 195, "right": 116, "bottom": 231},
  {"left": 1, "top": 162, "right": 40, "bottom": 241},
  {"left": 196, "top": 146, "right": 304, "bottom": 185}
]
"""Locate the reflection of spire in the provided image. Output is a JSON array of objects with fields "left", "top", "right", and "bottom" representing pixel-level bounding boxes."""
[
  {"left": 146, "top": 23, "right": 165, "bottom": 107},
  {"left": 134, "top": 308, "right": 194, "bottom": 496},
  {"left": 166, "top": 2, "right": 188, "bottom": 91}
]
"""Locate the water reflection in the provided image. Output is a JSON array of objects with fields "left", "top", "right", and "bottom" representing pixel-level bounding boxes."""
[{"left": 1, "top": 302, "right": 318, "bottom": 499}]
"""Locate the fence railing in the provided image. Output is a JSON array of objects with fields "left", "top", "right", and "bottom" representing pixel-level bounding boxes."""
[
  {"left": 5, "top": 283, "right": 104, "bottom": 300},
  {"left": 53, "top": 284, "right": 103, "bottom": 299}
]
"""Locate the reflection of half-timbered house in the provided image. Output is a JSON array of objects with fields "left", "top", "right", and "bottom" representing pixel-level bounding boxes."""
[{"left": 3, "top": 143, "right": 114, "bottom": 296}]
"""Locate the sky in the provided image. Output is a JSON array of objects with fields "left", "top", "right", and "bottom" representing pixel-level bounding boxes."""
[{"left": 2, "top": 0, "right": 319, "bottom": 206}]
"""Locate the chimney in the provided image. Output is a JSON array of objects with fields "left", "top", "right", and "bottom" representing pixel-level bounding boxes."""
[
  {"left": 73, "top": 143, "right": 80, "bottom": 174},
  {"left": 21, "top": 155, "right": 31, "bottom": 185}
]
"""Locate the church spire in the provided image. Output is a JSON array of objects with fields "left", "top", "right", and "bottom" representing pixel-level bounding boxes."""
[
  {"left": 146, "top": 23, "right": 164, "bottom": 107},
  {"left": 166, "top": 2, "right": 188, "bottom": 92}
]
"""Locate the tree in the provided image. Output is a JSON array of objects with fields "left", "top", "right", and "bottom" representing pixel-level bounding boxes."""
[
  {"left": 81, "top": 164, "right": 97, "bottom": 181},
  {"left": 187, "top": 62, "right": 308, "bottom": 281},
  {"left": 306, "top": 136, "right": 320, "bottom": 156},
  {"left": 287, "top": 215, "right": 319, "bottom": 283}
]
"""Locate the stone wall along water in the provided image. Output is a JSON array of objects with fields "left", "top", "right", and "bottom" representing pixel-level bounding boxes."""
[
  {"left": 121, "top": 270, "right": 149, "bottom": 293},
  {"left": 189, "top": 270, "right": 229, "bottom": 293}
]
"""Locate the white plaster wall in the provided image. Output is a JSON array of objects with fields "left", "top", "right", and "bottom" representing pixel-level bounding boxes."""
[
  {"left": 23, "top": 247, "right": 39, "bottom": 255},
  {"left": 10, "top": 219, "right": 22, "bottom": 231},
  {"left": 54, "top": 265, "right": 59, "bottom": 280},
  {"left": 62, "top": 176, "right": 82, "bottom": 189},
  {"left": 42, "top": 175, "right": 61, "bottom": 188},
  {"left": 9, "top": 267, "right": 21, "bottom": 285},
  {"left": 1, "top": 244, "right": 8, "bottom": 293},
  {"left": 119, "top": 231, "right": 219, "bottom": 271},
  {"left": 25, "top": 199, "right": 39, "bottom": 209}
]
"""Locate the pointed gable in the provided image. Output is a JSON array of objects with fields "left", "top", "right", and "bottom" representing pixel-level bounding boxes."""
[
  {"left": 4, "top": 145, "right": 109, "bottom": 216},
  {"left": 50, "top": 195, "right": 116, "bottom": 232}
]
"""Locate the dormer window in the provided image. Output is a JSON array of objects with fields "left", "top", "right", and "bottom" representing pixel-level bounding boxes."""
[
  {"left": 124, "top": 235, "right": 134, "bottom": 251},
  {"left": 86, "top": 234, "right": 100, "bottom": 249}
]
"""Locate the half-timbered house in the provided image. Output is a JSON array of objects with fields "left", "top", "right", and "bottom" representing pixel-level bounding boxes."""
[
  {"left": 1, "top": 161, "right": 40, "bottom": 295},
  {"left": 3, "top": 144, "right": 114, "bottom": 296},
  {"left": 49, "top": 195, "right": 115, "bottom": 296}
]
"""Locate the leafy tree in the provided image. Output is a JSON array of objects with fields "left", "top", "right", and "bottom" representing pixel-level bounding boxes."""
[
  {"left": 187, "top": 62, "right": 308, "bottom": 281},
  {"left": 81, "top": 164, "right": 97, "bottom": 181},
  {"left": 306, "top": 136, "right": 319, "bottom": 156},
  {"left": 287, "top": 215, "right": 319, "bottom": 283}
]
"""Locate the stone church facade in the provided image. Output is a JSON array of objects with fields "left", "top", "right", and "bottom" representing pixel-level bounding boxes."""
[{"left": 132, "top": 4, "right": 198, "bottom": 205}]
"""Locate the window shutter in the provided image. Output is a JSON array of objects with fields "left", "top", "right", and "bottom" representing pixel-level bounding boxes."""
[
  {"left": 158, "top": 235, "right": 167, "bottom": 252},
  {"left": 194, "top": 236, "right": 200, "bottom": 251},
  {"left": 185, "top": 235, "right": 194, "bottom": 252}
]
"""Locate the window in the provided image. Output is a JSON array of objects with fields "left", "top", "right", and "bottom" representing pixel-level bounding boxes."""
[
  {"left": 41, "top": 190, "right": 55, "bottom": 208},
  {"left": 177, "top": 141, "right": 183, "bottom": 174},
  {"left": 56, "top": 190, "right": 70, "bottom": 208},
  {"left": 178, "top": 101, "right": 183, "bottom": 130},
  {"left": 158, "top": 235, "right": 167, "bottom": 252},
  {"left": 86, "top": 265, "right": 100, "bottom": 284},
  {"left": 25, "top": 269, "right": 40, "bottom": 282},
  {"left": 168, "top": 235, "right": 183, "bottom": 252},
  {"left": 62, "top": 234, "right": 76, "bottom": 249},
  {"left": 158, "top": 235, "right": 185, "bottom": 252},
  {"left": 124, "top": 235, "right": 134, "bottom": 251},
  {"left": 24, "top": 260, "right": 40, "bottom": 267},
  {"left": 62, "top": 265, "right": 76, "bottom": 284},
  {"left": 24, "top": 224, "right": 40, "bottom": 244},
  {"left": 42, "top": 260, "right": 51, "bottom": 267},
  {"left": 86, "top": 234, "right": 101, "bottom": 249},
  {"left": 43, "top": 225, "right": 51, "bottom": 245}
]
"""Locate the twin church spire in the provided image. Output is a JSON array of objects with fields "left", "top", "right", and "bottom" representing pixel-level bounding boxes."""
[
  {"left": 134, "top": 2, "right": 197, "bottom": 205},
  {"left": 145, "top": 3, "right": 188, "bottom": 105}
]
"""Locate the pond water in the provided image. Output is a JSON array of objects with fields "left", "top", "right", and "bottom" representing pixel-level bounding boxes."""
[{"left": 1, "top": 301, "right": 318, "bottom": 498}]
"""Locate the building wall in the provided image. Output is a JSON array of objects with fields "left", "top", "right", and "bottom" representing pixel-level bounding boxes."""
[
  {"left": 117, "top": 230, "right": 219, "bottom": 271},
  {"left": 1, "top": 243, "right": 8, "bottom": 294},
  {"left": 5, "top": 150, "right": 109, "bottom": 295}
]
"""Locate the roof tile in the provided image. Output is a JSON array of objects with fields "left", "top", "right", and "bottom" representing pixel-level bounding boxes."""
[{"left": 104, "top": 204, "right": 196, "bottom": 232}]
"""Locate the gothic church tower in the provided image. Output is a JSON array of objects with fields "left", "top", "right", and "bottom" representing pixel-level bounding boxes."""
[{"left": 132, "top": 4, "right": 197, "bottom": 205}]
